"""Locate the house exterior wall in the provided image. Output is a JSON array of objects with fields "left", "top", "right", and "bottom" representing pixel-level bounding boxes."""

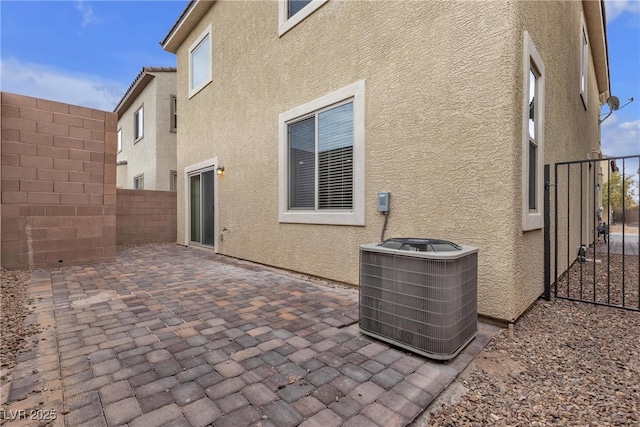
[
  {"left": 1, "top": 92, "right": 116, "bottom": 269},
  {"left": 511, "top": 0, "right": 605, "bottom": 318},
  {"left": 153, "top": 73, "right": 178, "bottom": 191},
  {"left": 116, "top": 189, "right": 176, "bottom": 246},
  {"left": 116, "top": 72, "right": 177, "bottom": 190},
  {"left": 171, "top": 0, "right": 606, "bottom": 321}
]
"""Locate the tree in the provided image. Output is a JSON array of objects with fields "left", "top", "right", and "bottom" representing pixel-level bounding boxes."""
[{"left": 603, "top": 171, "right": 638, "bottom": 212}]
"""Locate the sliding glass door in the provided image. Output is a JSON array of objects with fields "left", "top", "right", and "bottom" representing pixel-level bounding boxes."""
[{"left": 189, "top": 169, "right": 215, "bottom": 246}]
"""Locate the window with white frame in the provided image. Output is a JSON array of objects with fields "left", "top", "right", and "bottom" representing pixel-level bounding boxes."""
[
  {"left": 580, "top": 14, "right": 588, "bottom": 107},
  {"left": 189, "top": 24, "right": 212, "bottom": 98},
  {"left": 134, "top": 106, "right": 144, "bottom": 141},
  {"left": 279, "top": 80, "right": 365, "bottom": 225},
  {"left": 170, "top": 171, "right": 178, "bottom": 192},
  {"left": 171, "top": 95, "right": 177, "bottom": 132},
  {"left": 134, "top": 174, "right": 144, "bottom": 190},
  {"left": 117, "top": 128, "right": 122, "bottom": 153},
  {"left": 522, "top": 32, "right": 545, "bottom": 231},
  {"left": 278, "top": 0, "right": 329, "bottom": 36}
]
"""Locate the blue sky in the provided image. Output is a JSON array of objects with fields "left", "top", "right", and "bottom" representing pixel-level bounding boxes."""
[{"left": 0, "top": 0, "right": 639, "bottom": 160}]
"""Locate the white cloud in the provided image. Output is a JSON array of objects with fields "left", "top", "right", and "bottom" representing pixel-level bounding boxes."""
[
  {"left": 601, "top": 119, "right": 640, "bottom": 158},
  {"left": 606, "top": 0, "right": 640, "bottom": 23},
  {"left": 76, "top": 0, "right": 100, "bottom": 28},
  {"left": 0, "top": 58, "right": 124, "bottom": 111}
]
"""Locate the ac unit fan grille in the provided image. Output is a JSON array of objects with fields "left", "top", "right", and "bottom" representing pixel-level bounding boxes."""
[{"left": 359, "top": 248, "right": 477, "bottom": 360}]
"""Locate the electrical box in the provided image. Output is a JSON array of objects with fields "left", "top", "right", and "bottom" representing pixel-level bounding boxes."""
[{"left": 377, "top": 192, "right": 390, "bottom": 213}]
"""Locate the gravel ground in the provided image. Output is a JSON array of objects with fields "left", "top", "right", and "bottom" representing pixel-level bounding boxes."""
[
  {"left": 422, "top": 298, "right": 640, "bottom": 426},
  {"left": 557, "top": 253, "right": 640, "bottom": 309},
  {"left": 0, "top": 269, "right": 38, "bottom": 372}
]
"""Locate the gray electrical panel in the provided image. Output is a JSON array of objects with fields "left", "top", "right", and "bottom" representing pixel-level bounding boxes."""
[{"left": 377, "top": 192, "right": 390, "bottom": 212}]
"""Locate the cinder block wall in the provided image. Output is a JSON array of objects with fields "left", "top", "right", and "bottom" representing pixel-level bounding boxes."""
[
  {"left": 116, "top": 189, "right": 176, "bottom": 245},
  {"left": 1, "top": 92, "right": 117, "bottom": 269}
]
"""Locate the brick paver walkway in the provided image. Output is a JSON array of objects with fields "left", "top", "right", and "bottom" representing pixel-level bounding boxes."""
[{"left": 2, "top": 245, "right": 497, "bottom": 427}]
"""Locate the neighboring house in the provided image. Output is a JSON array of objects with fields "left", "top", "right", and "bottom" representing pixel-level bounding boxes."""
[
  {"left": 114, "top": 67, "right": 178, "bottom": 191},
  {"left": 161, "top": 0, "right": 610, "bottom": 322}
]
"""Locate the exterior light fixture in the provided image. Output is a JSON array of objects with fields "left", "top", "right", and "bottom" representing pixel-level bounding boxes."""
[
  {"left": 216, "top": 166, "right": 225, "bottom": 176},
  {"left": 595, "top": 183, "right": 601, "bottom": 192}
]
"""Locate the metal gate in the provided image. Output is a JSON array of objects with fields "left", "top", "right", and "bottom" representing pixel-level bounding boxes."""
[{"left": 544, "top": 155, "right": 640, "bottom": 311}]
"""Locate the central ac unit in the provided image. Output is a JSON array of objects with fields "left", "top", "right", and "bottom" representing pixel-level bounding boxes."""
[{"left": 359, "top": 238, "right": 478, "bottom": 360}]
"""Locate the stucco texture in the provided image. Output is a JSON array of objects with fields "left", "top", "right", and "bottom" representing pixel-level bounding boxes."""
[
  {"left": 172, "top": 0, "right": 604, "bottom": 322},
  {"left": 116, "top": 71, "right": 177, "bottom": 190}
]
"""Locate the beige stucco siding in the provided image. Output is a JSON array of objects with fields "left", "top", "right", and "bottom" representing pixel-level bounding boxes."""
[
  {"left": 510, "top": 0, "right": 604, "bottom": 318},
  {"left": 171, "top": 0, "right": 607, "bottom": 321},
  {"left": 116, "top": 72, "right": 177, "bottom": 190},
  {"left": 175, "top": 1, "right": 527, "bottom": 320},
  {"left": 153, "top": 73, "right": 178, "bottom": 190}
]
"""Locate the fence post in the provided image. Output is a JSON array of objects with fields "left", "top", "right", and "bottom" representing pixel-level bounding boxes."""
[{"left": 543, "top": 164, "right": 551, "bottom": 301}]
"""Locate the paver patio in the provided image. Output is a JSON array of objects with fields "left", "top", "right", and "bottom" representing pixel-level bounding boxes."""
[{"left": 2, "top": 244, "right": 498, "bottom": 426}]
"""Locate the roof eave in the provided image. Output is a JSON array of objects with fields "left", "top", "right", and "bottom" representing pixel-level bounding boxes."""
[
  {"left": 113, "top": 67, "right": 176, "bottom": 118},
  {"left": 161, "top": 0, "right": 215, "bottom": 53},
  {"left": 583, "top": 0, "right": 611, "bottom": 102}
]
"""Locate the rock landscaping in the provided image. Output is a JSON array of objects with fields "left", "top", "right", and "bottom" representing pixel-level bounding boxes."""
[{"left": 420, "top": 297, "right": 640, "bottom": 426}]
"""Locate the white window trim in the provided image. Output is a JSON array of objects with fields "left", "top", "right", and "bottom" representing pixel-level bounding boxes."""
[
  {"left": 184, "top": 157, "right": 219, "bottom": 252},
  {"left": 134, "top": 105, "right": 144, "bottom": 143},
  {"left": 170, "top": 95, "right": 177, "bottom": 132},
  {"left": 522, "top": 31, "right": 545, "bottom": 231},
  {"left": 278, "top": 0, "right": 329, "bottom": 37},
  {"left": 579, "top": 12, "right": 589, "bottom": 109},
  {"left": 134, "top": 174, "right": 144, "bottom": 190},
  {"left": 188, "top": 24, "right": 213, "bottom": 99},
  {"left": 117, "top": 128, "right": 122, "bottom": 153},
  {"left": 170, "top": 170, "right": 178, "bottom": 192},
  {"left": 278, "top": 80, "right": 365, "bottom": 226}
]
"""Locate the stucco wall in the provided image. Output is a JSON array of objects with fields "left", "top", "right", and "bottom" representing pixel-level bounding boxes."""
[
  {"left": 153, "top": 73, "right": 178, "bottom": 191},
  {"left": 511, "top": 0, "right": 605, "bottom": 318},
  {"left": 116, "top": 189, "right": 176, "bottom": 245},
  {"left": 172, "top": 0, "right": 604, "bottom": 321},
  {"left": 116, "top": 72, "right": 177, "bottom": 191},
  {"left": 1, "top": 92, "right": 117, "bottom": 269}
]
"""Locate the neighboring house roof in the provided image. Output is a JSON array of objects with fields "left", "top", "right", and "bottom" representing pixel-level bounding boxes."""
[
  {"left": 113, "top": 66, "right": 177, "bottom": 118},
  {"left": 161, "top": 0, "right": 214, "bottom": 53}
]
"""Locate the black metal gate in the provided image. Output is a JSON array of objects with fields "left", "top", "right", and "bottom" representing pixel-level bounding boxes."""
[{"left": 544, "top": 155, "right": 640, "bottom": 311}]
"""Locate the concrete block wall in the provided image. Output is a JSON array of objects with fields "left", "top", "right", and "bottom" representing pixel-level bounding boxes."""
[
  {"left": 1, "top": 92, "right": 117, "bottom": 269},
  {"left": 116, "top": 189, "right": 176, "bottom": 245}
]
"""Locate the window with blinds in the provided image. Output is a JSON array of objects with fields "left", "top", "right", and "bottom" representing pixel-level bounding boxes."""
[{"left": 288, "top": 101, "right": 353, "bottom": 211}]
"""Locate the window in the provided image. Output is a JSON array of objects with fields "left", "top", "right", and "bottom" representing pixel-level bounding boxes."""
[
  {"left": 522, "top": 32, "right": 545, "bottom": 231},
  {"left": 134, "top": 106, "right": 144, "bottom": 141},
  {"left": 170, "top": 171, "right": 178, "bottom": 192},
  {"left": 279, "top": 80, "right": 365, "bottom": 225},
  {"left": 134, "top": 174, "right": 144, "bottom": 190},
  {"left": 117, "top": 128, "right": 122, "bottom": 153},
  {"left": 170, "top": 95, "right": 177, "bottom": 132},
  {"left": 580, "top": 14, "right": 588, "bottom": 107},
  {"left": 189, "top": 24, "right": 212, "bottom": 98},
  {"left": 278, "top": 0, "right": 329, "bottom": 36}
]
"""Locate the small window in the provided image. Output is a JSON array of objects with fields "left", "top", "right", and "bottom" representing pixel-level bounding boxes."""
[
  {"left": 134, "top": 106, "right": 144, "bottom": 141},
  {"left": 170, "top": 171, "right": 178, "bottom": 192},
  {"left": 279, "top": 80, "right": 365, "bottom": 225},
  {"left": 580, "top": 14, "right": 588, "bottom": 108},
  {"left": 189, "top": 24, "right": 212, "bottom": 98},
  {"left": 117, "top": 128, "right": 122, "bottom": 153},
  {"left": 278, "top": 0, "right": 328, "bottom": 36},
  {"left": 522, "top": 32, "right": 545, "bottom": 231},
  {"left": 171, "top": 95, "right": 177, "bottom": 132},
  {"left": 134, "top": 174, "right": 144, "bottom": 190}
]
